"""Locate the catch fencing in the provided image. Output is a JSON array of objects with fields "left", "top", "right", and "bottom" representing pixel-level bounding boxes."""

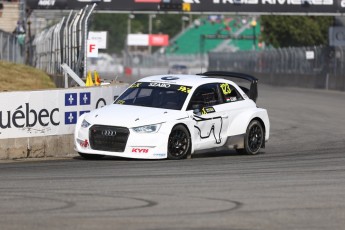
[
  {"left": 32, "top": 4, "right": 95, "bottom": 81},
  {"left": 0, "top": 29, "right": 24, "bottom": 64},
  {"left": 208, "top": 46, "right": 345, "bottom": 91}
]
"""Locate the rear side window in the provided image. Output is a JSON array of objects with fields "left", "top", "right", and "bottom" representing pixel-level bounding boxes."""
[{"left": 219, "top": 83, "right": 243, "bottom": 103}]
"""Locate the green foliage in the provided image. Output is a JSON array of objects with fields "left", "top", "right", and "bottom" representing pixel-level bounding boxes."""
[
  {"left": 261, "top": 16, "right": 334, "bottom": 48},
  {"left": 89, "top": 14, "right": 127, "bottom": 54}
]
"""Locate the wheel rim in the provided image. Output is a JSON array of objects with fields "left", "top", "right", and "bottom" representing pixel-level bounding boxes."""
[
  {"left": 248, "top": 124, "right": 263, "bottom": 153},
  {"left": 168, "top": 129, "right": 189, "bottom": 158}
]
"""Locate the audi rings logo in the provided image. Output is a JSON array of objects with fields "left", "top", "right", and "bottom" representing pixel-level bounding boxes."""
[{"left": 102, "top": 130, "right": 116, "bottom": 136}]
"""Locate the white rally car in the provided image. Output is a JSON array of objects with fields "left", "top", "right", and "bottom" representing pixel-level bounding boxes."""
[{"left": 74, "top": 71, "right": 270, "bottom": 160}]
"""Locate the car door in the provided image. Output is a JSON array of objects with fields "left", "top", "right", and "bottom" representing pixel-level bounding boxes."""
[{"left": 186, "top": 83, "right": 230, "bottom": 151}]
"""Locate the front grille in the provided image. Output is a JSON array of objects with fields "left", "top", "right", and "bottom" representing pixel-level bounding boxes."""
[{"left": 89, "top": 125, "right": 130, "bottom": 152}]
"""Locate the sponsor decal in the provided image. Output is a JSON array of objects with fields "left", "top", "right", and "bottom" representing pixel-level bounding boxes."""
[
  {"left": 130, "top": 82, "right": 142, "bottom": 88},
  {"left": 225, "top": 97, "right": 237, "bottom": 102},
  {"left": 0, "top": 103, "right": 59, "bottom": 128},
  {"left": 201, "top": 106, "right": 216, "bottom": 115},
  {"left": 148, "top": 82, "right": 171, "bottom": 88},
  {"left": 132, "top": 148, "right": 149, "bottom": 153},
  {"left": 178, "top": 85, "right": 192, "bottom": 93},
  {"left": 129, "top": 82, "right": 192, "bottom": 93},
  {"left": 153, "top": 153, "right": 166, "bottom": 157},
  {"left": 161, "top": 76, "right": 179, "bottom": 81},
  {"left": 116, "top": 100, "right": 125, "bottom": 104},
  {"left": 220, "top": 83, "right": 232, "bottom": 95},
  {"left": 80, "top": 139, "right": 89, "bottom": 148},
  {"left": 38, "top": 0, "right": 56, "bottom": 6}
]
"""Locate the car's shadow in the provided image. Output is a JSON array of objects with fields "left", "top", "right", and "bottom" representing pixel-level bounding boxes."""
[{"left": 73, "top": 150, "right": 266, "bottom": 161}]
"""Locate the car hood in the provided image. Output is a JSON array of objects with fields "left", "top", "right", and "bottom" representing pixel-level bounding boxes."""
[{"left": 84, "top": 104, "right": 187, "bottom": 127}]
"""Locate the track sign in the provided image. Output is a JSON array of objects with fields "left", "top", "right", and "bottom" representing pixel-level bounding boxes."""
[
  {"left": 87, "top": 40, "right": 98, "bottom": 58},
  {"left": 88, "top": 31, "right": 107, "bottom": 49}
]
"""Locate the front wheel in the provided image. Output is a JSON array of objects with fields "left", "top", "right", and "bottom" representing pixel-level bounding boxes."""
[
  {"left": 78, "top": 152, "right": 105, "bottom": 160},
  {"left": 167, "top": 125, "right": 191, "bottom": 160},
  {"left": 238, "top": 120, "right": 264, "bottom": 155}
]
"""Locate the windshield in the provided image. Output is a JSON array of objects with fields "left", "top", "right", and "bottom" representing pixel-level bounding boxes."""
[{"left": 114, "top": 82, "right": 192, "bottom": 110}]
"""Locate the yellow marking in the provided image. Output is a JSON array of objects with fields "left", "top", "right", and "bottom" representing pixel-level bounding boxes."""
[
  {"left": 182, "top": 3, "right": 191, "bottom": 12},
  {"left": 220, "top": 83, "right": 232, "bottom": 95},
  {"left": 116, "top": 100, "right": 125, "bottom": 104},
  {"left": 201, "top": 107, "right": 207, "bottom": 115},
  {"left": 130, "top": 83, "right": 141, "bottom": 88},
  {"left": 178, "top": 86, "right": 191, "bottom": 93}
]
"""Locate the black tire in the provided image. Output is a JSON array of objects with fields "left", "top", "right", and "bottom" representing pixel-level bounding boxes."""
[
  {"left": 167, "top": 125, "right": 191, "bottom": 160},
  {"left": 78, "top": 152, "right": 105, "bottom": 160},
  {"left": 238, "top": 120, "right": 264, "bottom": 155}
]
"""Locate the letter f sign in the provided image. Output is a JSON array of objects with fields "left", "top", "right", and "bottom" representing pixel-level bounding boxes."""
[
  {"left": 89, "top": 44, "right": 95, "bottom": 53},
  {"left": 87, "top": 40, "right": 98, "bottom": 58}
]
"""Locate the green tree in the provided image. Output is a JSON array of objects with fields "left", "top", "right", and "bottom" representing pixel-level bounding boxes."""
[{"left": 260, "top": 16, "right": 333, "bottom": 48}]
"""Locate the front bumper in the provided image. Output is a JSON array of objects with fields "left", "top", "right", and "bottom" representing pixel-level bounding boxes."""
[{"left": 75, "top": 125, "right": 168, "bottom": 159}]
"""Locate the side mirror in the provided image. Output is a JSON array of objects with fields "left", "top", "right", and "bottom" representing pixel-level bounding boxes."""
[{"left": 192, "top": 104, "right": 202, "bottom": 116}]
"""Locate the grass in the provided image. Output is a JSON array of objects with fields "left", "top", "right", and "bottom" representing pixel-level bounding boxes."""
[{"left": 0, "top": 61, "right": 56, "bottom": 92}]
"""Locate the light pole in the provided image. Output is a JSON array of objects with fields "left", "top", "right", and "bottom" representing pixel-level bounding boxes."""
[
  {"left": 251, "top": 19, "right": 257, "bottom": 50},
  {"left": 127, "top": 14, "right": 134, "bottom": 36},
  {"left": 148, "top": 14, "right": 156, "bottom": 54},
  {"left": 181, "top": 15, "right": 189, "bottom": 31}
]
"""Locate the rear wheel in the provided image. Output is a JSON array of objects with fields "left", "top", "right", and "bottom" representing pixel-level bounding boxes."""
[
  {"left": 78, "top": 152, "right": 105, "bottom": 160},
  {"left": 238, "top": 120, "right": 264, "bottom": 155},
  {"left": 167, "top": 125, "right": 191, "bottom": 160}
]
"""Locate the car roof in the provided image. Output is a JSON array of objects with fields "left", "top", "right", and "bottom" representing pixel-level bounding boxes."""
[{"left": 137, "top": 74, "right": 232, "bottom": 87}]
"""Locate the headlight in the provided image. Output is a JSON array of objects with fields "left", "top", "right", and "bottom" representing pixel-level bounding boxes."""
[
  {"left": 132, "top": 123, "right": 162, "bottom": 133},
  {"left": 81, "top": 119, "right": 91, "bottom": 128}
]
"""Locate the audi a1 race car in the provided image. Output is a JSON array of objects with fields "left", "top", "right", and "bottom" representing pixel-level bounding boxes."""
[{"left": 74, "top": 71, "right": 270, "bottom": 160}]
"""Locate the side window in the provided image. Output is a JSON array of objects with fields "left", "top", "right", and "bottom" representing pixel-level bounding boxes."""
[
  {"left": 187, "top": 83, "right": 221, "bottom": 110},
  {"left": 219, "top": 83, "right": 243, "bottom": 103}
]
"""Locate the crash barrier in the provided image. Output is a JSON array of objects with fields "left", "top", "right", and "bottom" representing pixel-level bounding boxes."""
[
  {"left": 208, "top": 46, "right": 345, "bottom": 92},
  {"left": 0, "top": 29, "right": 24, "bottom": 64},
  {"left": 0, "top": 83, "right": 128, "bottom": 160},
  {"left": 32, "top": 4, "right": 95, "bottom": 78}
]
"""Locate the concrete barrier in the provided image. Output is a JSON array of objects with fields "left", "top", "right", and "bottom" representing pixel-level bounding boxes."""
[{"left": 0, "top": 83, "right": 128, "bottom": 160}]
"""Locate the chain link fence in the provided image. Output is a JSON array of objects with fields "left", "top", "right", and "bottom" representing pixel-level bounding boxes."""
[{"left": 208, "top": 46, "right": 345, "bottom": 91}]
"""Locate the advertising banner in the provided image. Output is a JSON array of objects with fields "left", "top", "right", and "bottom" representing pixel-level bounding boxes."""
[
  {"left": 0, "top": 85, "right": 128, "bottom": 139},
  {"left": 127, "top": 34, "right": 169, "bottom": 46},
  {"left": 26, "top": 0, "right": 345, "bottom": 15}
]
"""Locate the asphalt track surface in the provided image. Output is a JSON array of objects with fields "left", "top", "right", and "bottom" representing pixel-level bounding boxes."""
[{"left": 1, "top": 84, "right": 345, "bottom": 230}]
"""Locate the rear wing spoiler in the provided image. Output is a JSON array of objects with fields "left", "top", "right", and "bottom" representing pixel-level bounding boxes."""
[{"left": 198, "top": 71, "right": 258, "bottom": 103}]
